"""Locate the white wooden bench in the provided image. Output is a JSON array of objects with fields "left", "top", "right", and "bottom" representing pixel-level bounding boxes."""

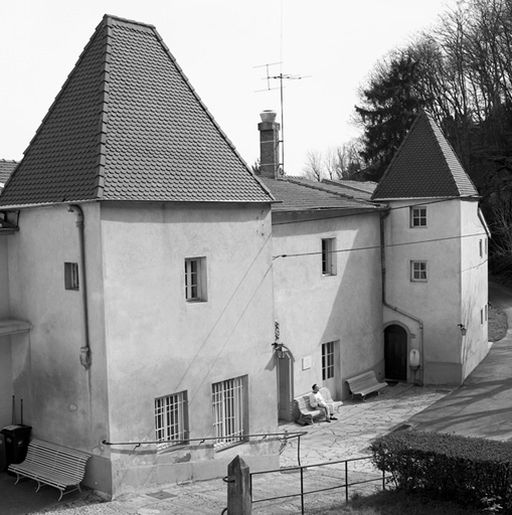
[
  {"left": 8, "top": 438, "right": 90, "bottom": 500},
  {"left": 345, "top": 370, "right": 387, "bottom": 401},
  {"left": 293, "top": 387, "right": 342, "bottom": 425}
]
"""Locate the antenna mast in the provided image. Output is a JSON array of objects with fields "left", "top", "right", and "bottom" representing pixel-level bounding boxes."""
[{"left": 255, "top": 63, "right": 310, "bottom": 174}]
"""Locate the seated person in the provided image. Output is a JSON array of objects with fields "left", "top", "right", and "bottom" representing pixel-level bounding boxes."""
[{"left": 309, "top": 384, "right": 337, "bottom": 422}]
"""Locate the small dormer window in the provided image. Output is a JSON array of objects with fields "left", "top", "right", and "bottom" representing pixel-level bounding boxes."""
[{"left": 410, "top": 206, "right": 427, "bottom": 228}]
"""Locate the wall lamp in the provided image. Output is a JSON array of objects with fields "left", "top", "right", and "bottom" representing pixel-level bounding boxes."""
[
  {"left": 271, "top": 342, "right": 287, "bottom": 359},
  {"left": 457, "top": 323, "right": 467, "bottom": 336}
]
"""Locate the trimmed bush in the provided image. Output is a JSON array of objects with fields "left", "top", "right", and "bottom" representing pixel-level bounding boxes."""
[{"left": 371, "top": 430, "right": 512, "bottom": 512}]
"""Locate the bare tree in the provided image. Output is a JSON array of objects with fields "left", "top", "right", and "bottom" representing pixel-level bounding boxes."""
[{"left": 303, "top": 150, "right": 324, "bottom": 181}]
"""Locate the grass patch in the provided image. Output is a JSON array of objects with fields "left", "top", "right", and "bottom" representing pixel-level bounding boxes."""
[
  {"left": 489, "top": 302, "right": 508, "bottom": 341},
  {"left": 313, "top": 490, "right": 483, "bottom": 514}
]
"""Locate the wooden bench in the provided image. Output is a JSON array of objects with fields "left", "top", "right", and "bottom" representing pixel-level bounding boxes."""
[
  {"left": 293, "top": 387, "right": 343, "bottom": 425},
  {"left": 345, "top": 370, "right": 387, "bottom": 401},
  {"left": 8, "top": 439, "right": 91, "bottom": 500}
]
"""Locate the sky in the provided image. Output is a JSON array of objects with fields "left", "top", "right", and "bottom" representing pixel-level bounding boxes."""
[{"left": 0, "top": 0, "right": 457, "bottom": 176}]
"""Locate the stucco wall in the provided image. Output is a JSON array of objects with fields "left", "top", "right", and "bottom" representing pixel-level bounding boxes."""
[
  {"left": 99, "top": 202, "right": 276, "bottom": 494},
  {"left": 272, "top": 211, "right": 383, "bottom": 400},
  {"left": 6, "top": 204, "right": 110, "bottom": 490},
  {"left": 384, "top": 199, "right": 464, "bottom": 385},
  {"left": 460, "top": 200, "right": 489, "bottom": 379}
]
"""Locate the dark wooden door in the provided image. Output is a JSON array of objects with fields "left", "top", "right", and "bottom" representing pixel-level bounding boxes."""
[
  {"left": 384, "top": 325, "right": 407, "bottom": 380},
  {"left": 277, "top": 355, "right": 293, "bottom": 421}
]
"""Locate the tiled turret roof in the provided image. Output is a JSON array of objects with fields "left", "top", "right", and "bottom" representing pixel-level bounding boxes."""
[
  {"left": 0, "top": 15, "right": 272, "bottom": 207},
  {"left": 372, "top": 112, "right": 478, "bottom": 200}
]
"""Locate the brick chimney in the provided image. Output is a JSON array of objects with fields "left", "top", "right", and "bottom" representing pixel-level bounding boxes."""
[{"left": 258, "top": 110, "right": 280, "bottom": 179}]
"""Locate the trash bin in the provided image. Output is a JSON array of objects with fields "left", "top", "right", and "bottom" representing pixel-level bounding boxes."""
[
  {"left": 1, "top": 425, "right": 32, "bottom": 465},
  {"left": 0, "top": 433, "right": 6, "bottom": 471}
]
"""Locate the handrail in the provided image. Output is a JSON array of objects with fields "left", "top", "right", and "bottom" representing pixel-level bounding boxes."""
[
  {"left": 102, "top": 430, "right": 307, "bottom": 467},
  {"left": 102, "top": 430, "right": 306, "bottom": 447}
]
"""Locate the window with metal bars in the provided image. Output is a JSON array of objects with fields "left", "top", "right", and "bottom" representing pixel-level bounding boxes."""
[
  {"left": 321, "top": 238, "right": 336, "bottom": 276},
  {"left": 154, "top": 391, "right": 188, "bottom": 449},
  {"left": 212, "top": 376, "right": 247, "bottom": 448},
  {"left": 64, "top": 262, "right": 79, "bottom": 290},
  {"left": 185, "top": 257, "right": 207, "bottom": 301},
  {"left": 322, "top": 341, "right": 335, "bottom": 380}
]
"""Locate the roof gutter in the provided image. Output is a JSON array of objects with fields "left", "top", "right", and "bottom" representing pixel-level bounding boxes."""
[
  {"left": 379, "top": 209, "right": 424, "bottom": 385},
  {"left": 68, "top": 204, "right": 91, "bottom": 369}
]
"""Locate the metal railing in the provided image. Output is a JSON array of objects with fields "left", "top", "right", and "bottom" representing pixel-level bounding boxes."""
[
  {"left": 102, "top": 430, "right": 307, "bottom": 466},
  {"left": 250, "top": 455, "right": 391, "bottom": 514}
]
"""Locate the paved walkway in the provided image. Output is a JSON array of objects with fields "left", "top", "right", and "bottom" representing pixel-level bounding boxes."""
[
  {"left": 410, "top": 280, "right": 512, "bottom": 440},
  {"left": 3, "top": 280, "right": 510, "bottom": 514}
]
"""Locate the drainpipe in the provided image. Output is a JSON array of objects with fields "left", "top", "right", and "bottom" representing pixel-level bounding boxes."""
[
  {"left": 68, "top": 204, "right": 91, "bottom": 369},
  {"left": 380, "top": 210, "right": 424, "bottom": 385}
]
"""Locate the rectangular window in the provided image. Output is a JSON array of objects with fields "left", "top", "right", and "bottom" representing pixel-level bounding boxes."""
[
  {"left": 321, "top": 238, "right": 336, "bottom": 276},
  {"left": 64, "top": 262, "right": 79, "bottom": 290},
  {"left": 185, "top": 257, "right": 207, "bottom": 301},
  {"left": 322, "top": 341, "right": 335, "bottom": 380},
  {"left": 479, "top": 239, "right": 483, "bottom": 257},
  {"left": 410, "top": 260, "right": 427, "bottom": 282},
  {"left": 154, "top": 391, "right": 188, "bottom": 449},
  {"left": 481, "top": 308, "right": 484, "bottom": 325},
  {"left": 485, "top": 304, "right": 488, "bottom": 321},
  {"left": 485, "top": 238, "right": 488, "bottom": 255},
  {"left": 212, "top": 376, "right": 247, "bottom": 447},
  {"left": 410, "top": 206, "right": 427, "bottom": 227}
]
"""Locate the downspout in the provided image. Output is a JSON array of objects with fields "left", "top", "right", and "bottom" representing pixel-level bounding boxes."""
[
  {"left": 379, "top": 209, "right": 424, "bottom": 385},
  {"left": 68, "top": 204, "right": 91, "bottom": 369}
]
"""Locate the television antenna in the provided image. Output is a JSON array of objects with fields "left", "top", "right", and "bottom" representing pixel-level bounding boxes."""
[{"left": 254, "top": 62, "right": 310, "bottom": 174}]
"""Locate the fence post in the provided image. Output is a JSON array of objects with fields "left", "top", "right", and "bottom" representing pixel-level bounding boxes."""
[{"left": 227, "top": 455, "right": 252, "bottom": 514}]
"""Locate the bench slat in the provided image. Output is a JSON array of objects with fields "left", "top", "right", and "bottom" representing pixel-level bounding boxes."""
[{"left": 8, "top": 439, "right": 90, "bottom": 500}]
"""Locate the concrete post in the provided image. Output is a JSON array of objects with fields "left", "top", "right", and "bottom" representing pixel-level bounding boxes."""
[{"left": 227, "top": 455, "right": 251, "bottom": 514}]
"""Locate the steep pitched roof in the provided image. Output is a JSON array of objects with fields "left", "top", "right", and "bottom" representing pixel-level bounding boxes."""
[
  {"left": 0, "top": 15, "right": 272, "bottom": 208},
  {"left": 260, "top": 176, "right": 380, "bottom": 212},
  {"left": 372, "top": 112, "right": 478, "bottom": 200},
  {"left": 0, "top": 160, "right": 18, "bottom": 187}
]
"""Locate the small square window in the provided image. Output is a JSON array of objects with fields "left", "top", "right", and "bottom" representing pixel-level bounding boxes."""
[
  {"left": 410, "top": 207, "right": 427, "bottom": 228},
  {"left": 185, "top": 257, "right": 207, "bottom": 302},
  {"left": 155, "top": 391, "right": 188, "bottom": 449},
  {"left": 64, "top": 262, "right": 79, "bottom": 290},
  {"left": 410, "top": 261, "right": 427, "bottom": 282},
  {"left": 321, "top": 238, "right": 337, "bottom": 276}
]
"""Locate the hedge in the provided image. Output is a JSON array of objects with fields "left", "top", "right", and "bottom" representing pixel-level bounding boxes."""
[{"left": 371, "top": 430, "right": 512, "bottom": 512}]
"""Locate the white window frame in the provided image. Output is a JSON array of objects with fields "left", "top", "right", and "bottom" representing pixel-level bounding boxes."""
[
  {"left": 212, "top": 375, "right": 247, "bottom": 448},
  {"left": 321, "top": 238, "right": 337, "bottom": 276},
  {"left": 410, "top": 206, "right": 427, "bottom": 228},
  {"left": 64, "top": 262, "right": 79, "bottom": 290},
  {"left": 410, "top": 260, "right": 428, "bottom": 282},
  {"left": 154, "top": 391, "right": 188, "bottom": 449},
  {"left": 322, "top": 341, "right": 335, "bottom": 380},
  {"left": 185, "top": 257, "right": 207, "bottom": 302}
]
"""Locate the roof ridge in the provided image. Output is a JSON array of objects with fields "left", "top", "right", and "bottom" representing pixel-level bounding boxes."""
[
  {"left": 285, "top": 177, "right": 376, "bottom": 207},
  {"left": 371, "top": 110, "right": 423, "bottom": 200},
  {"left": 94, "top": 17, "right": 112, "bottom": 199},
  {"left": 427, "top": 114, "right": 478, "bottom": 196},
  {"left": 103, "top": 14, "right": 156, "bottom": 30},
  {"left": 150, "top": 25, "right": 273, "bottom": 201}
]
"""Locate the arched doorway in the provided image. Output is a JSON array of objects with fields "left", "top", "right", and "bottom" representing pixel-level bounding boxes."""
[{"left": 384, "top": 324, "right": 408, "bottom": 381}]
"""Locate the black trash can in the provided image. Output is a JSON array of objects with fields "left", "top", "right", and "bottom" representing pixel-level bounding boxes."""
[
  {"left": 0, "top": 433, "right": 6, "bottom": 471},
  {"left": 1, "top": 425, "right": 32, "bottom": 466}
]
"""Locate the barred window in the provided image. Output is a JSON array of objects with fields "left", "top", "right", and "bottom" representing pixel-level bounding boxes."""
[
  {"left": 155, "top": 391, "right": 188, "bottom": 449},
  {"left": 212, "top": 376, "right": 247, "bottom": 448}
]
